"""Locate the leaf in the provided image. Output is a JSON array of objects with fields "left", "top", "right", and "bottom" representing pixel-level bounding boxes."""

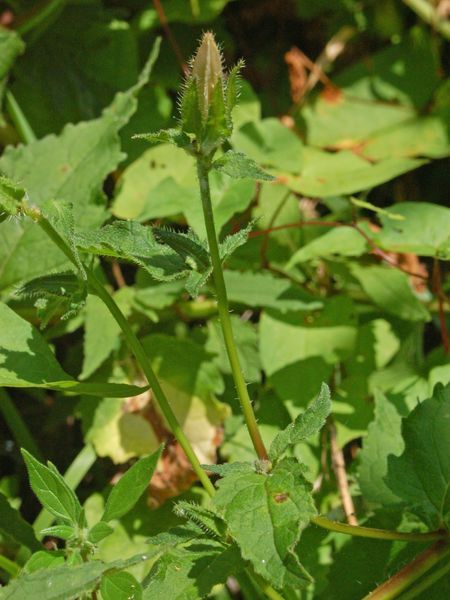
[
  {"left": 174, "top": 501, "right": 227, "bottom": 539},
  {"left": 201, "top": 462, "right": 254, "bottom": 476},
  {"left": 0, "top": 301, "right": 147, "bottom": 397},
  {"left": 219, "top": 221, "right": 253, "bottom": 262},
  {"left": 133, "top": 128, "right": 191, "bottom": 149},
  {"left": 88, "top": 521, "right": 114, "bottom": 544},
  {"left": 153, "top": 227, "right": 211, "bottom": 272},
  {"left": 373, "top": 202, "right": 450, "bottom": 259},
  {"left": 350, "top": 264, "right": 430, "bottom": 322},
  {"left": 21, "top": 449, "right": 82, "bottom": 526},
  {"left": 213, "top": 458, "right": 316, "bottom": 589},
  {"left": 358, "top": 391, "right": 404, "bottom": 506},
  {"left": 0, "top": 40, "right": 160, "bottom": 290},
  {"left": 350, "top": 198, "right": 405, "bottom": 220},
  {"left": 143, "top": 541, "right": 242, "bottom": 600},
  {"left": 22, "top": 551, "right": 66, "bottom": 574},
  {"left": 39, "top": 525, "right": 75, "bottom": 541},
  {"left": 287, "top": 226, "right": 368, "bottom": 267},
  {"left": 100, "top": 572, "right": 142, "bottom": 600},
  {"left": 0, "top": 492, "right": 40, "bottom": 551},
  {"left": 224, "top": 270, "right": 323, "bottom": 312},
  {"left": 269, "top": 383, "right": 331, "bottom": 461},
  {"left": 385, "top": 383, "right": 450, "bottom": 529},
  {"left": 17, "top": 272, "right": 87, "bottom": 327},
  {"left": 102, "top": 446, "right": 163, "bottom": 522},
  {"left": 212, "top": 150, "right": 275, "bottom": 181},
  {"left": 0, "top": 554, "right": 150, "bottom": 600}
]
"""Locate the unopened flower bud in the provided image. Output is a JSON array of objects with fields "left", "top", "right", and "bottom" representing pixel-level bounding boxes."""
[{"left": 191, "top": 32, "right": 224, "bottom": 119}]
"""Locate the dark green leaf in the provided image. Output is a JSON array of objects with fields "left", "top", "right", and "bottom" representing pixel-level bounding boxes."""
[
  {"left": 102, "top": 446, "right": 163, "bottom": 522},
  {"left": 0, "top": 492, "right": 40, "bottom": 551},
  {"left": 174, "top": 501, "right": 227, "bottom": 539}
]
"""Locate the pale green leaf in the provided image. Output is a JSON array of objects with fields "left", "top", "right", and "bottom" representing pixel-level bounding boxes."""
[
  {"left": 213, "top": 458, "right": 316, "bottom": 589},
  {"left": 88, "top": 521, "right": 114, "bottom": 544},
  {"left": 350, "top": 264, "right": 430, "bottom": 322},
  {"left": 39, "top": 525, "right": 75, "bottom": 541},
  {"left": 102, "top": 447, "right": 163, "bottom": 522},
  {"left": 0, "top": 301, "right": 146, "bottom": 397},
  {"left": 288, "top": 226, "right": 368, "bottom": 267}
]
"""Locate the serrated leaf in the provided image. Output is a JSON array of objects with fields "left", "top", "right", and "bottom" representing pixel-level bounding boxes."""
[
  {"left": 212, "top": 150, "right": 274, "bottom": 181},
  {"left": 0, "top": 492, "right": 40, "bottom": 551},
  {"left": 88, "top": 521, "right": 114, "bottom": 544},
  {"left": 174, "top": 501, "right": 227, "bottom": 539},
  {"left": 385, "top": 383, "right": 450, "bottom": 529},
  {"left": 21, "top": 449, "right": 82, "bottom": 526},
  {"left": 133, "top": 128, "right": 191, "bottom": 149},
  {"left": 0, "top": 301, "right": 147, "bottom": 397},
  {"left": 201, "top": 462, "right": 254, "bottom": 476},
  {"left": 0, "top": 554, "right": 149, "bottom": 600},
  {"left": 213, "top": 458, "right": 316, "bottom": 589},
  {"left": 143, "top": 541, "right": 242, "bottom": 600},
  {"left": 269, "top": 383, "right": 331, "bottom": 461},
  {"left": 39, "top": 525, "right": 75, "bottom": 541},
  {"left": 100, "top": 571, "right": 142, "bottom": 600},
  {"left": 102, "top": 446, "right": 163, "bottom": 522},
  {"left": 219, "top": 221, "right": 253, "bottom": 262},
  {"left": 154, "top": 228, "right": 211, "bottom": 272},
  {"left": 358, "top": 391, "right": 404, "bottom": 506}
]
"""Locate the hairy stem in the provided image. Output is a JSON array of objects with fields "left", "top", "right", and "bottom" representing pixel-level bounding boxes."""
[
  {"left": 31, "top": 207, "right": 215, "bottom": 498},
  {"left": 362, "top": 541, "right": 450, "bottom": 600},
  {"left": 311, "top": 516, "right": 448, "bottom": 543},
  {"left": 196, "top": 158, "right": 268, "bottom": 461}
]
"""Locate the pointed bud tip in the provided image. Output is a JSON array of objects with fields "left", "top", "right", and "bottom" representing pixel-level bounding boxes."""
[{"left": 191, "top": 31, "right": 224, "bottom": 119}]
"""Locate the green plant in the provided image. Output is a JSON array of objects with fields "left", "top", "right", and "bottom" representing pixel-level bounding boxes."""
[{"left": 0, "top": 4, "right": 449, "bottom": 600}]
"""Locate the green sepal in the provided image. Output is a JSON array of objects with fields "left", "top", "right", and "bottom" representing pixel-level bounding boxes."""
[
  {"left": 202, "top": 79, "right": 229, "bottom": 150},
  {"left": 179, "top": 75, "right": 203, "bottom": 139},
  {"left": 225, "top": 60, "right": 245, "bottom": 129},
  {"left": 212, "top": 150, "right": 275, "bottom": 181}
]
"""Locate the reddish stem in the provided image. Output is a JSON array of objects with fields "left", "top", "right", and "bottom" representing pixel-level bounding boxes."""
[
  {"left": 432, "top": 258, "right": 449, "bottom": 354},
  {"left": 152, "top": 0, "right": 188, "bottom": 75}
]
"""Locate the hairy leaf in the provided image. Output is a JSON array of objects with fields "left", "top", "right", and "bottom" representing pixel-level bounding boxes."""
[
  {"left": 213, "top": 458, "right": 316, "bottom": 589},
  {"left": 212, "top": 150, "right": 275, "bottom": 181},
  {"left": 100, "top": 572, "right": 142, "bottom": 600},
  {"left": 269, "top": 383, "right": 331, "bottom": 461}
]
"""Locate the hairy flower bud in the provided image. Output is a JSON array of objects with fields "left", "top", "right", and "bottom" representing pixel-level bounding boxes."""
[{"left": 191, "top": 32, "right": 224, "bottom": 120}]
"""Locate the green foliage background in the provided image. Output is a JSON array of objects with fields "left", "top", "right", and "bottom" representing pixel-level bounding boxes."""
[{"left": 0, "top": 0, "right": 449, "bottom": 598}]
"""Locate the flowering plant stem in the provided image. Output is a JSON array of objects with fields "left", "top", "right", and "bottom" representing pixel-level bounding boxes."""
[
  {"left": 197, "top": 157, "right": 269, "bottom": 461},
  {"left": 31, "top": 208, "right": 216, "bottom": 498}
]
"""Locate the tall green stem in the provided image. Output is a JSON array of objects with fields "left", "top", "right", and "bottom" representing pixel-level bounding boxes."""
[
  {"left": 5, "top": 92, "right": 37, "bottom": 144},
  {"left": 196, "top": 158, "right": 268, "bottom": 461},
  {"left": 362, "top": 541, "right": 450, "bottom": 600},
  {"left": 311, "top": 516, "right": 448, "bottom": 543},
  {"left": 31, "top": 208, "right": 215, "bottom": 498}
]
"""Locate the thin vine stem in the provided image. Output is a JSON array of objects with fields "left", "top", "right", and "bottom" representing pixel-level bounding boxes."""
[
  {"left": 311, "top": 516, "right": 448, "bottom": 543},
  {"left": 5, "top": 91, "right": 37, "bottom": 144},
  {"left": 196, "top": 157, "right": 269, "bottom": 461},
  {"left": 362, "top": 541, "right": 450, "bottom": 600},
  {"left": 28, "top": 205, "right": 215, "bottom": 498}
]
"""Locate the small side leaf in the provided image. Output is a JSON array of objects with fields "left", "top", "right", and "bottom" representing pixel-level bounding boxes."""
[
  {"left": 174, "top": 501, "right": 227, "bottom": 539},
  {"left": 212, "top": 150, "right": 275, "bottom": 181},
  {"left": 269, "top": 383, "right": 331, "bottom": 462},
  {"left": 21, "top": 449, "right": 82, "bottom": 526},
  {"left": 40, "top": 525, "right": 75, "bottom": 541},
  {"left": 219, "top": 221, "right": 253, "bottom": 262},
  {"left": 202, "top": 462, "right": 254, "bottom": 476},
  {"left": 153, "top": 228, "right": 211, "bottom": 272},
  {"left": 88, "top": 521, "right": 114, "bottom": 544},
  {"left": 102, "top": 446, "right": 163, "bottom": 522}
]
